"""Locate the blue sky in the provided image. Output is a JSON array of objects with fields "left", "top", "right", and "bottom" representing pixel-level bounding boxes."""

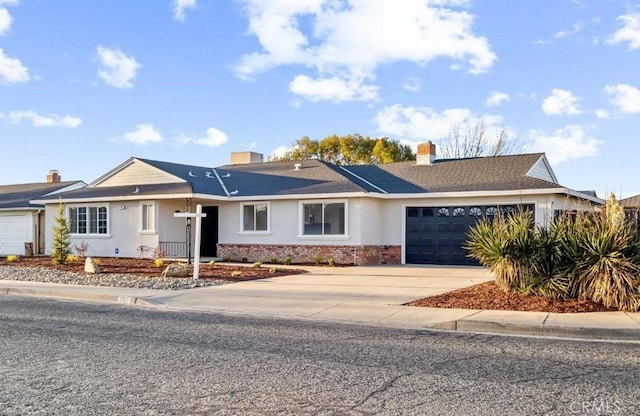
[{"left": 1, "top": 0, "right": 639, "bottom": 197}]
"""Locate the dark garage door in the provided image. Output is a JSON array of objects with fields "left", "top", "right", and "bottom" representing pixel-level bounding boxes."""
[{"left": 405, "top": 205, "right": 534, "bottom": 266}]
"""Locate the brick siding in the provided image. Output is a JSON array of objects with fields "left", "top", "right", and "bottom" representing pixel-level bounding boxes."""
[{"left": 217, "top": 243, "right": 401, "bottom": 265}]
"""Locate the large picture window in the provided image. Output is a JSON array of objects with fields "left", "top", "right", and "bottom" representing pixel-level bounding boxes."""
[
  {"left": 241, "top": 203, "right": 269, "bottom": 232},
  {"left": 302, "top": 202, "right": 346, "bottom": 236},
  {"left": 69, "top": 205, "right": 108, "bottom": 235}
]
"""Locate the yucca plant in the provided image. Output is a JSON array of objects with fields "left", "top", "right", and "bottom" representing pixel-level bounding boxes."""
[
  {"left": 466, "top": 210, "right": 537, "bottom": 292},
  {"left": 561, "top": 195, "right": 640, "bottom": 311},
  {"left": 523, "top": 225, "right": 570, "bottom": 299}
]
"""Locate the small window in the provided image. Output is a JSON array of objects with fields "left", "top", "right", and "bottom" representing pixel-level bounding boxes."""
[
  {"left": 486, "top": 207, "right": 498, "bottom": 216},
  {"left": 437, "top": 207, "right": 450, "bottom": 217},
  {"left": 242, "top": 203, "right": 269, "bottom": 232},
  {"left": 141, "top": 203, "right": 155, "bottom": 232},
  {"left": 469, "top": 207, "right": 482, "bottom": 217},
  {"left": 453, "top": 207, "right": 466, "bottom": 217}
]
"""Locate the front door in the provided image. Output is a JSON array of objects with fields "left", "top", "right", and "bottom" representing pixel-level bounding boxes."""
[{"left": 200, "top": 206, "right": 218, "bottom": 257}]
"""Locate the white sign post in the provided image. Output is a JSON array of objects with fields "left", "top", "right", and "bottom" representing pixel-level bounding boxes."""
[{"left": 173, "top": 204, "right": 207, "bottom": 280}]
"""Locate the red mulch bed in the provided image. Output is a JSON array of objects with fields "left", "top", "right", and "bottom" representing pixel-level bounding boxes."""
[
  {"left": 0, "top": 256, "right": 307, "bottom": 282},
  {"left": 406, "top": 281, "right": 616, "bottom": 313}
]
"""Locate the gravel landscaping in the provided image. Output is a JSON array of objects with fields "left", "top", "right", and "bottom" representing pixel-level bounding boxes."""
[{"left": 0, "top": 257, "right": 308, "bottom": 290}]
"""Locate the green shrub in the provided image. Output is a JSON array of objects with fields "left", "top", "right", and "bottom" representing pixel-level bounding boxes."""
[
  {"left": 51, "top": 202, "right": 71, "bottom": 265},
  {"left": 66, "top": 254, "right": 79, "bottom": 263},
  {"left": 313, "top": 255, "right": 323, "bottom": 265},
  {"left": 270, "top": 256, "right": 279, "bottom": 264},
  {"left": 328, "top": 258, "right": 335, "bottom": 267},
  {"left": 223, "top": 255, "right": 231, "bottom": 262},
  {"left": 241, "top": 257, "right": 248, "bottom": 263},
  {"left": 284, "top": 256, "right": 292, "bottom": 265}
]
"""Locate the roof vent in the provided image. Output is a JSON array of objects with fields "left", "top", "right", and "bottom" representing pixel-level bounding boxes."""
[{"left": 294, "top": 163, "right": 302, "bottom": 171}]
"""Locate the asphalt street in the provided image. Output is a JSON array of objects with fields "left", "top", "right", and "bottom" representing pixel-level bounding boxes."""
[{"left": 1, "top": 296, "right": 639, "bottom": 415}]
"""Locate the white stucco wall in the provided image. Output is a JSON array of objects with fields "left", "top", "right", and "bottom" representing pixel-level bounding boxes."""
[
  {"left": 44, "top": 201, "right": 163, "bottom": 258},
  {"left": 218, "top": 198, "right": 363, "bottom": 246}
]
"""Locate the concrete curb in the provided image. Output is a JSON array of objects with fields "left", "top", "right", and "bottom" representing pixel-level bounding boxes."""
[
  {"left": 3, "top": 286, "right": 640, "bottom": 342},
  {"left": 1, "top": 287, "right": 151, "bottom": 307}
]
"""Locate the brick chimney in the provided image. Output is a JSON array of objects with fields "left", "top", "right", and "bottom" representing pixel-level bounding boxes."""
[
  {"left": 47, "top": 169, "right": 61, "bottom": 183},
  {"left": 416, "top": 141, "right": 436, "bottom": 165}
]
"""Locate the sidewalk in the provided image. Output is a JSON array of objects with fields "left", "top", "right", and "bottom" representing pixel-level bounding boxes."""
[{"left": 2, "top": 265, "right": 640, "bottom": 342}]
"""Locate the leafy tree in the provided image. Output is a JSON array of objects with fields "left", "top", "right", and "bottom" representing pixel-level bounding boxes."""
[
  {"left": 51, "top": 202, "right": 71, "bottom": 265},
  {"left": 269, "top": 134, "right": 415, "bottom": 165},
  {"left": 438, "top": 119, "right": 520, "bottom": 159}
]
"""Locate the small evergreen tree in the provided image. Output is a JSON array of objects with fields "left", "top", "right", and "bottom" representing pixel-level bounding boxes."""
[{"left": 51, "top": 202, "right": 71, "bottom": 264}]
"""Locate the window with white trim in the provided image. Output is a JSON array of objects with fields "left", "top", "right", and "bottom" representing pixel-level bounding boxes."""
[
  {"left": 302, "top": 202, "right": 346, "bottom": 235},
  {"left": 241, "top": 203, "right": 269, "bottom": 232},
  {"left": 140, "top": 202, "right": 155, "bottom": 232},
  {"left": 69, "top": 206, "right": 108, "bottom": 235}
]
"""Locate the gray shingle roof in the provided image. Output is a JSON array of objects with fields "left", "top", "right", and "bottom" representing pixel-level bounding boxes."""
[
  {"left": 40, "top": 153, "right": 565, "bottom": 202},
  {"left": 35, "top": 182, "right": 193, "bottom": 201},
  {"left": 136, "top": 158, "right": 227, "bottom": 196},
  {"left": 0, "top": 182, "right": 82, "bottom": 209},
  {"left": 216, "top": 159, "right": 368, "bottom": 196},
  {"left": 345, "top": 153, "right": 561, "bottom": 193}
]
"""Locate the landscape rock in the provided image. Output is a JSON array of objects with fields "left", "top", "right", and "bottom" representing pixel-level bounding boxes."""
[
  {"left": 161, "top": 263, "right": 190, "bottom": 278},
  {"left": 84, "top": 257, "right": 100, "bottom": 274},
  {"left": 0, "top": 266, "right": 224, "bottom": 290}
]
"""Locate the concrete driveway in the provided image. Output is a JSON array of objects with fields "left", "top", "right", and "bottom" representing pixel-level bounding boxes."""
[{"left": 150, "top": 265, "right": 494, "bottom": 311}]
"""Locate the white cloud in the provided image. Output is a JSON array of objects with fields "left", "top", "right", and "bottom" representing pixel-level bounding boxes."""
[
  {"left": 485, "top": 91, "right": 510, "bottom": 107},
  {"left": 234, "top": 0, "right": 496, "bottom": 102},
  {"left": 4, "top": 110, "right": 82, "bottom": 128},
  {"left": 374, "top": 104, "right": 505, "bottom": 142},
  {"left": 0, "top": 48, "right": 28, "bottom": 84},
  {"left": 173, "top": 0, "right": 196, "bottom": 22},
  {"left": 541, "top": 88, "right": 582, "bottom": 115},
  {"left": 178, "top": 127, "right": 228, "bottom": 148},
  {"left": 289, "top": 74, "right": 378, "bottom": 102},
  {"left": 123, "top": 124, "right": 163, "bottom": 145},
  {"left": 0, "top": 7, "right": 11, "bottom": 35},
  {"left": 604, "top": 83, "right": 640, "bottom": 114},
  {"left": 271, "top": 145, "right": 291, "bottom": 158},
  {"left": 402, "top": 77, "right": 422, "bottom": 92},
  {"left": 528, "top": 125, "right": 601, "bottom": 164},
  {"left": 606, "top": 12, "right": 640, "bottom": 50},
  {"left": 594, "top": 109, "right": 610, "bottom": 119},
  {"left": 554, "top": 21, "right": 584, "bottom": 39},
  {"left": 96, "top": 46, "right": 141, "bottom": 89}
]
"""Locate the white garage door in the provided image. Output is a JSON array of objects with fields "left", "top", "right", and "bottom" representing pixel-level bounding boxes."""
[{"left": 0, "top": 215, "right": 29, "bottom": 255}]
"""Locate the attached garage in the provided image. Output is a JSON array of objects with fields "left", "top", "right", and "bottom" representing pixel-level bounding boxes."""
[
  {"left": 405, "top": 205, "right": 534, "bottom": 266},
  {"left": 0, "top": 215, "right": 30, "bottom": 255}
]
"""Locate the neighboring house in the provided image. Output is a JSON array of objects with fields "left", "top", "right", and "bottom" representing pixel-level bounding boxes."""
[
  {"left": 0, "top": 170, "right": 85, "bottom": 256},
  {"left": 33, "top": 144, "right": 601, "bottom": 265},
  {"left": 620, "top": 194, "right": 640, "bottom": 223}
]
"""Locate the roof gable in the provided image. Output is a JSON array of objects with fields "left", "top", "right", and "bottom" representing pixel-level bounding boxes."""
[
  {"left": 525, "top": 155, "right": 558, "bottom": 184},
  {"left": 92, "top": 158, "right": 185, "bottom": 188}
]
